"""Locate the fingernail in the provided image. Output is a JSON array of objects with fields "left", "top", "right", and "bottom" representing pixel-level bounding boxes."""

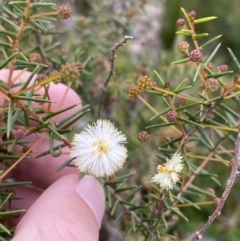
[{"left": 76, "top": 175, "right": 105, "bottom": 228}]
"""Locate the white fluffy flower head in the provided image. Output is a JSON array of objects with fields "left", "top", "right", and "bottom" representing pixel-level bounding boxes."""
[
  {"left": 70, "top": 119, "right": 128, "bottom": 177},
  {"left": 151, "top": 153, "right": 184, "bottom": 190}
]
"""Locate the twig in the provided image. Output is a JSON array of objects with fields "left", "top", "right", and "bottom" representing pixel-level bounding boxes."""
[
  {"left": 0, "top": 134, "right": 47, "bottom": 181},
  {"left": 96, "top": 35, "right": 133, "bottom": 118},
  {"left": 190, "top": 110, "right": 240, "bottom": 240}
]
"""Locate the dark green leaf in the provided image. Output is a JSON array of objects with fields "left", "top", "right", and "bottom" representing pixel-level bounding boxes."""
[
  {"left": 0, "top": 52, "right": 19, "bottom": 69},
  {"left": 0, "top": 29, "right": 17, "bottom": 39},
  {"left": 0, "top": 223, "right": 11, "bottom": 235},
  {"left": 200, "top": 35, "right": 222, "bottom": 50},
  {"left": 205, "top": 43, "right": 221, "bottom": 66},
  {"left": 7, "top": 101, "right": 14, "bottom": 138},
  {"left": 219, "top": 103, "right": 239, "bottom": 118},
  {"left": 30, "top": 2, "right": 56, "bottom": 9},
  {"left": 154, "top": 70, "right": 165, "bottom": 86},
  {"left": 206, "top": 71, "right": 234, "bottom": 78},
  {"left": 193, "top": 33, "right": 209, "bottom": 40},
  {"left": 0, "top": 42, "right": 12, "bottom": 49},
  {"left": 116, "top": 185, "right": 138, "bottom": 193},
  {"left": 194, "top": 16, "right": 217, "bottom": 24},
  {"left": 55, "top": 158, "right": 75, "bottom": 173},
  {"left": 0, "top": 4, "right": 18, "bottom": 18},
  {"left": 9, "top": 1, "right": 27, "bottom": 7},
  {"left": 146, "top": 122, "right": 177, "bottom": 129},
  {"left": 0, "top": 181, "right": 31, "bottom": 188},
  {"left": 55, "top": 105, "right": 90, "bottom": 127},
  {"left": 178, "top": 117, "right": 204, "bottom": 128},
  {"left": 112, "top": 210, "right": 124, "bottom": 226},
  {"left": 111, "top": 200, "right": 119, "bottom": 215},
  {"left": 0, "top": 16, "right": 19, "bottom": 31},
  {"left": 228, "top": 47, "right": 240, "bottom": 72},
  {"left": 105, "top": 172, "right": 136, "bottom": 185},
  {"left": 169, "top": 207, "right": 188, "bottom": 221},
  {"left": 175, "top": 29, "right": 192, "bottom": 36},
  {"left": 171, "top": 57, "right": 190, "bottom": 65},
  {"left": 193, "top": 63, "right": 202, "bottom": 82},
  {"left": 29, "top": 20, "right": 47, "bottom": 34},
  {"left": 149, "top": 107, "right": 171, "bottom": 121}
]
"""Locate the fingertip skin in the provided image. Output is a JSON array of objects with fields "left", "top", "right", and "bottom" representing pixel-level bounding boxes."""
[
  {"left": 76, "top": 175, "right": 105, "bottom": 228},
  {"left": 1, "top": 68, "right": 82, "bottom": 187},
  {"left": 12, "top": 174, "right": 105, "bottom": 241},
  {"left": 0, "top": 69, "right": 82, "bottom": 118}
]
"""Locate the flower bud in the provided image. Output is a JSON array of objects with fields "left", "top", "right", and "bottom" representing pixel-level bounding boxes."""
[
  {"left": 36, "top": 73, "right": 48, "bottom": 83},
  {"left": 176, "top": 18, "right": 185, "bottom": 27},
  {"left": 199, "top": 82, "right": 205, "bottom": 90},
  {"left": 177, "top": 97, "right": 186, "bottom": 105},
  {"left": 29, "top": 52, "right": 42, "bottom": 63},
  {"left": 234, "top": 76, "right": 240, "bottom": 86},
  {"left": 205, "top": 78, "right": 220, "bottom": 92},
  {"left": 136, "top": 75, "right": 152, "bottom": 92},
  {"left": 58, "top": 5, "right": 71, "bottom": 19},
  {"left": 138, "top": 131, "right": 149, "bottom": 142},
  {"left": 189, "top": 49, "right": 202, "bottom": 62},
  {"left": 212, "top": 197, "right": 221, "bottom": 207},
  {"left": 208, "top": 63, "right": 214, "bottom": 71},
  {"left": 151, "top": 81, "right": 157, "bottom": 88},
  {"left": 72, "top": 61, "right": 83, "bottom": 73},
  {"left": 206, "top": 188, "right": 215, "bottom": 195},
  {"left": 165, "top": 81, "right": 170, "bottom": 88},
  {"left": 49, "top": 70, "right": 61, "bottom": 84},
  {"left": 60, "top": 62, "right": 82, "bottom": 82},
  {"left": 188, "top": 10, "right": 196, "bottom": 20},
  {"left": 128, "top": 85, "right": 140, "bottom": 98},
  {"left": 166, "top": 111, "right": 177, "bottom": 122},
  {"left": 12, "top": 129, "right": 26, "bottom": 140},
  {"left": 178, "top": 41, "right": 189, "bottom": 54},
  {"left": 218, "top": 64, "right": 228, "bottom": 72}
]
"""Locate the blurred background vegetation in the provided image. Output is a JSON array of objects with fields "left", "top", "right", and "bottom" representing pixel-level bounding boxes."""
[
  {"left": 1, "top": 0, "right": 240, "bottom": 240},
  {"left": 65, "top": 1, "right": 240, "bottom": 240},
  {"left": 56, "top": 1, "right": 240, "bottom": 240}
]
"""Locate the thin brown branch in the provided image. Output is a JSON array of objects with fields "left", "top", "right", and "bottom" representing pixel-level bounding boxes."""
[
  {"left": 0, "top": 134, "right": 47, "bottom": 181},
  {"left": 0, "top": 85, "right": 72, "bottom": 148},
  {"left": 7, "top": 0, "right": 31, "bottom": 86},
  {"left": 96, "top": 35, "right": 133, "bottom": 118},
  {"left": 190, "top": 109, "right": 240, "bottom": 241}
]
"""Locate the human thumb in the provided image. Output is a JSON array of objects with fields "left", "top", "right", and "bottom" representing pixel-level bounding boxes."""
[{"left": 12, "top": 174, "right": 105, "bottom": 241}]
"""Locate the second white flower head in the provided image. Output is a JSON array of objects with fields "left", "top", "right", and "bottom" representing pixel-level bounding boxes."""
[
  {"left": 70, "top": 119, "right": 128, "bottom": 177},
  {"left": 151, "top": 153, "right": 184, "bottom": 190}
]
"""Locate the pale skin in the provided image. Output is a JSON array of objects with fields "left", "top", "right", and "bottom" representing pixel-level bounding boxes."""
[{"left": 0, "top": 69, "right": 105, "bottom": 241}]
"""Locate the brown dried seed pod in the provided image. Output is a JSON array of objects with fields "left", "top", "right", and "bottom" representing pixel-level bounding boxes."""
[
  {"left": 138, "top": 131, "right": 149, "bottom": 142},
  {"left": 166, "top": 111, "right": 177, "bottom": 122},
  {"left": 58, "top": 5, "right": 71, "bottom": 19}
]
